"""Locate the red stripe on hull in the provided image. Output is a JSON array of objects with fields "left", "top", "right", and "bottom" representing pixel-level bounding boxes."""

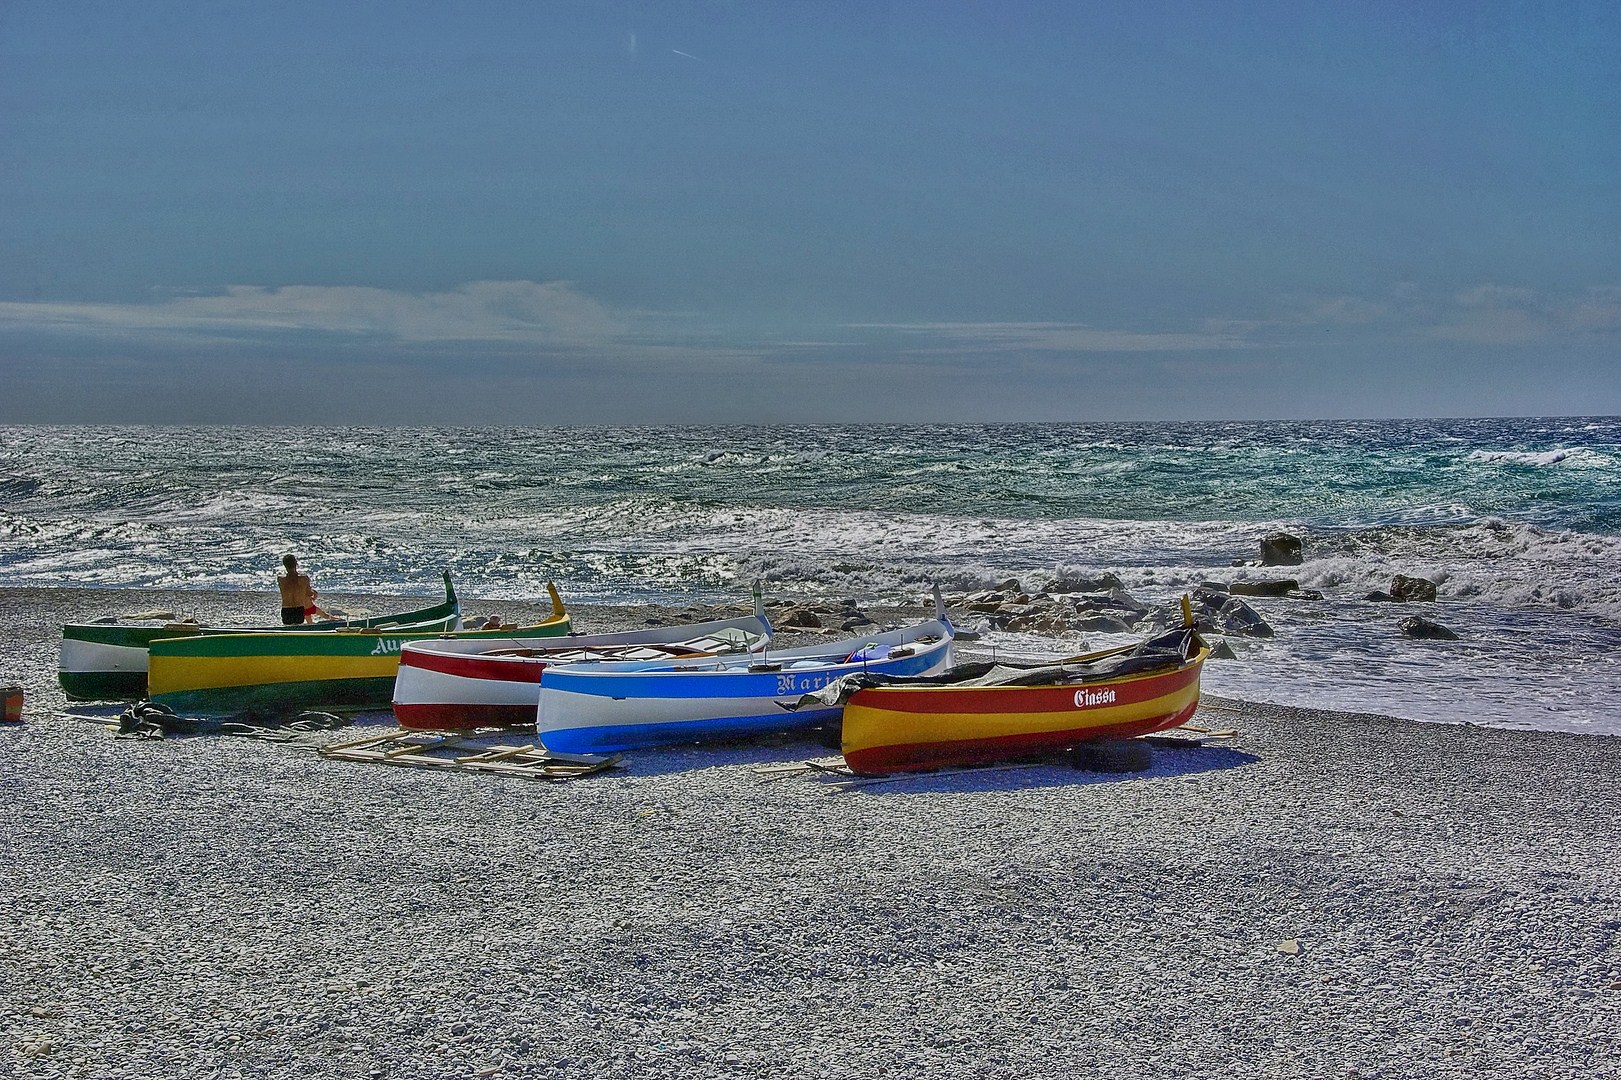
[
  {"left": 865, "top": 663, "right": 1200, "bottom": 718},
  {"left": 399, "top": 651, "right": 544, "bottom": 683},
  {"left": 393, "top": 702, "right": 535, "bottom": 731},
  {"left": 843, "top": 700, "right": 1199, "bottom": 775}
]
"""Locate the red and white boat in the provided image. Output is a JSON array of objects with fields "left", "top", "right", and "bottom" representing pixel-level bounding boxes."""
[{"left": 392, "top": 593, "right": 772, "bottom": 730}]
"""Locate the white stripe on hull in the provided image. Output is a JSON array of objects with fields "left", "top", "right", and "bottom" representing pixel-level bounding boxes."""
[
  {"left": 538, "top": 687, "right": 823, "bottom": 732},
  {"left": 395, "top": 664, "right": 532, "bottom": 709},
  {"left": 59, "top": 638, "right": 149, "bottom": 675}
]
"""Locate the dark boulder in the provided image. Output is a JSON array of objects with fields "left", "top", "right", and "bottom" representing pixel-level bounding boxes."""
[
  {"left": 1007, "top": 612, "right": 1074, "bottom": 635},
  {"left": 1072, "top": 614, "right": 1137, "bottom": 634},
  {"left": 1260, "top": 533, "right": 1303, "bottom": 566},
  {"left": 1229, "top": 579, "right": 1299, "bottom": 597},
  {"left": 1390, "top": 575, "right": 1438, "bottom": 603},
  {"left": 1398, "top": 615, "right": 1458, "bottom": 640},
  {"left": 1050, "top": 571, "right": 1125, "bottom": 594},
  {"left": 1073, "top": 587, "right": 1149, "bottom": 621},
  {"left": 1212, "top": 594, "right": 1274, "bottom": 638},
  {"left": 778, "top": 607, "right": 823, "bottom": 629},
  {"left": 1148, "top": 589, "right": 1273, "bottom": 638}
]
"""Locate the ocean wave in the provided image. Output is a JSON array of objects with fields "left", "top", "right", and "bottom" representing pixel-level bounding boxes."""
[
  {"left": 1284, "top": 520, "right": 1621, "bottom": 624},
  {"left": 1467, "top": 447, "right": 1616, "bottom": 468}
]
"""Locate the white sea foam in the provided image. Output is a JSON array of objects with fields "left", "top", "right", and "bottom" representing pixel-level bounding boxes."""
[{"left": 1467, "top": 446, "right": 1615, "bottom": 468}]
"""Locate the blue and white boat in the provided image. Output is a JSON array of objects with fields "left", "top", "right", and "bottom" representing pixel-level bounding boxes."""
[{"left": 535, "top": 594, "right": 954, "bottom": 754}]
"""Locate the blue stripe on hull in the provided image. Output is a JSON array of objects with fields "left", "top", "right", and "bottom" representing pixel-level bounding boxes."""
[
  {"left": 540, "top": 645, "right": 950, "bottom": 700},
  {"left": 539, "top": 706, "right": 842, "bottom": 754}
]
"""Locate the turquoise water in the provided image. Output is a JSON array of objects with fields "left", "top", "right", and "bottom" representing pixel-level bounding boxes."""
[{"left": 4, "top": 418, "right": 1620, "bottom": 733}]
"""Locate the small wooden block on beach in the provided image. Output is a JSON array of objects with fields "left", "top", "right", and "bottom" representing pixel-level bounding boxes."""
[{"left": 752, "top": 758, "right": 848, "bottom": 782}]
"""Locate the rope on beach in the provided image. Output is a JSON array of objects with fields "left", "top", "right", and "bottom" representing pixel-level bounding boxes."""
[
  {"left": 216, "top": 711, "right": 350, "bottom": 740},
  {"left": 108, "top": 702, "right": 352, "bottom": 741},
  {"left": 112, "top": 701, "right": 195, "bottom": 739}
]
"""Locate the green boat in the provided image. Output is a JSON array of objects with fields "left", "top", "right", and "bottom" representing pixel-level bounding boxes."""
[
  {"left": 147, "top": 583, "right": 571, "bottom": 717},
  {"left": 59, "top": 573, "right": 461, "bottom": 701}
]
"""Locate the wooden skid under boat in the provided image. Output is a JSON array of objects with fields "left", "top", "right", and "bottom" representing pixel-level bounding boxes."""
[
  {"left": 535, "top": 601, "right": 955, "bottom": 754},
  {"left": 318, "top": 729, "right": 622, "bottom": 781},
  {"left": 392, "top": 592, "right": 773, "bottom": 731},
  {"left": 59, "top": 572, "right": 461, "bottom": 701},
  {"left": 147, "top": 584, "right": 570, "bottom": 717},
  {"left": 841, "top": 627, "right": 1208, "bottom": 776}
]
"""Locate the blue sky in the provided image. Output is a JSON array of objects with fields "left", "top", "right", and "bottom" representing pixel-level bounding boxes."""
[{"left": 2, "top": 1, "right": 1617, "bottom": 423}]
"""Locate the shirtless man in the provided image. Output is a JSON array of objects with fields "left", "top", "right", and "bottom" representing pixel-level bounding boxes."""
[{"left": 277, "top": 554, "right": 319, "bottom": 625}]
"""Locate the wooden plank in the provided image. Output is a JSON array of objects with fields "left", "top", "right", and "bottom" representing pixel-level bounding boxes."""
[
  {"left": 320, "top": 746, "right": 404, "bottom": 762},
  {"left": 370, "top": 753, "right": 462, "bottom": 770},
  {"left": 458, "top": 760, "right": 568, "bottom": 777},
  {"left": 752, "top": 763, "right": 821, "bottom": 778},
  {"left": 318, "top": 733, "right": 622, "bottom": 780},
  {"left": 382, "top": 734, "right": 467, "bottom": 759},
  {"left": 531, "top": 747, "right": 620, "bottom": 767},
  {"left": 453, "top": 744, "right": 540, "bottom": 764},
  {"left": 321, "top": 730, "right": 409, "bottom": 753},
  {"left": 1141, "top": 734, "right": 1204, "bottom": 748}
]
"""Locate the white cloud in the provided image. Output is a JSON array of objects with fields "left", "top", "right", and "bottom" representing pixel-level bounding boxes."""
[
  {"left": 1427, "top": 283, "right": 1621, "bottom": 345},
  {"left": 846, "top": 321, "right": 1247, "bottom": 353},
  {"left": 1202, "top": 282, "right": 1621, "bottom": 347},
  {"left": 0, "top": 280, "right": 623, "bottom": 344},
  {"left": 5, "top": 279, "right": 1619, "bottom": 365}
]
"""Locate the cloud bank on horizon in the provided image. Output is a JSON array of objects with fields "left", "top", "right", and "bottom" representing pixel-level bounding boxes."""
[{"left": 2, "top": 1, "right": 1617, "bottom": 424}]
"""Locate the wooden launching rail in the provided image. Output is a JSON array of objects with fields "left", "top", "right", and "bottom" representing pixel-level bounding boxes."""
[
  {"left": 318, "top": 729, "right": 623, "bottom": 781},
  {"left": 753, "top": 756, "right": 1054, "bottom": 792}
]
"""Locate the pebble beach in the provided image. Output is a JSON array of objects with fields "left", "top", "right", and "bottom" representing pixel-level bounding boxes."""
[{"left": 4, "top": 586, "right": 1621, "bottom": 1079}]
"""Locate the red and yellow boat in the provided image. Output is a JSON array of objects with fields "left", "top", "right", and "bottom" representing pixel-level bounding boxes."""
[{"left": 840, "top": 618, "right": 1208, "bottom": 776}]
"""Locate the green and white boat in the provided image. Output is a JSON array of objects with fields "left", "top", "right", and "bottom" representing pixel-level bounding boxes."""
[
  {"left": 59, "top": 573, "right": 462, "bottom": 701},
  {"left": 146, "top": 583, "right": 571, "bottom": 717}
]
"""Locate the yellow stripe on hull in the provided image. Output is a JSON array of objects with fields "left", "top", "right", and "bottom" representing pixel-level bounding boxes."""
[
  {"left": 843, "top": 682, "right": 1200, "bottom": 753},
  {"left": 147, "top": 652, "right": 403, "bottom": 695}
]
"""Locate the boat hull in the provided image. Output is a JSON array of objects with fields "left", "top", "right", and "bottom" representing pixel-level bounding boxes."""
[
  {"left": 841, "top": 649, "right": 1207, "bottom": 775},
  {"left": 60, "top": 629, "right": 176, "bottom": 700},
  {"left": 59, "top": 573, "right": 461, "bottom": 701},
  {"left": 392, "top": 614, "right": 772, "bottom": 731},
  {"left": 536, "top": 620, "right": 955, "bottom": 754},
  {"left": 148, "top": 600, "right": 569, "bottom": 717}
]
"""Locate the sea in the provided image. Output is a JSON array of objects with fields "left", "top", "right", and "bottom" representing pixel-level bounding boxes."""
[{"left": 4, "top": 418, "right": 1620, "bottom": 736}]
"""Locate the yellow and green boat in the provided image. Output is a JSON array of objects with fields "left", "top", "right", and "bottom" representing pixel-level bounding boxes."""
[
  {"left": 147, "top": 583, "right": 571, "bottom": 717},
  {"left": 60, "top": 573, "right": 462, "bottom": 701}
]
